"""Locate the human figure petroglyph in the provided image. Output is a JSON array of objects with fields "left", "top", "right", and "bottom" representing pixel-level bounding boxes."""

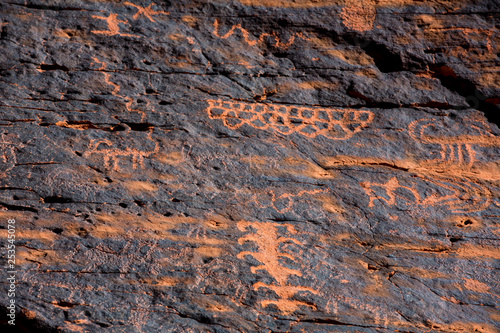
[
  {"left": 207, "top": 100, "right": 374, "bottom": 140},
  {"left": 83, "top": 135, "right": 159, "bottom": 172},
  {"left": 213, "top": 19, "right": 304, "bottom": 49},
  {"left": 361, "top": 174, "right": 491, "bottom": 214},
  {"left": 409, "top": 118, "right": 500, "bottom": 170},
  {"left": 237, "top": 221, "right": 318, "bottom": 314},
  {"left": 92, "top": 13, "right": 139, "bottom": 38},
  {"left": 124, "top": 2, "right": 170, "bottom": 22}
]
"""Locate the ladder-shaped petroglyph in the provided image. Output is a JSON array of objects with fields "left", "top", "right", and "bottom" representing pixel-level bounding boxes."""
[
  {"left": 213, "top": 19, "right": 304, "bottom": 49},
  {"left": 360, "top": 174, "right": 491, "bottom": 214},
  {"left": 237, "top": 221, "right": 318, "bottom": 314},
  {"left": 83, "top": 135, "right": 159, "bottom": 172},
  {"left": 207, "top": 100, "right": 374, "bottom": 140},
  {"left": 409, "top": 118, "right": 500, "bottom": 170}
]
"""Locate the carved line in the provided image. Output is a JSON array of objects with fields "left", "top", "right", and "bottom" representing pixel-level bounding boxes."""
[{"left": 91, "top": 57, "right": 150, "bottom": 121}]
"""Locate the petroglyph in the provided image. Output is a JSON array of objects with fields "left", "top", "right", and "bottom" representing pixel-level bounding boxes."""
[
  {"left": 0, "top": 133, "right": 22, "bottom": 174},
  {"left": 361, "top": 174, "right": 491, "bottom": 214},
  {"left": 91, "top": 57, "right": 149, "bottom": 121},
  {"left": 425, "top": 27, "right": 497, "bottom": 59},
  {"left": 237, "top": 221, "right": 318, "bottom": 314},
  {"left": 46, "top": 167, "right": 94, "bottom": 194},
  {"left": 340, "top": 0, "right": 376, "bottom": 32},
  {"left": 244, "top": 188, "right": 327, "bottom": 215},
  {"left": 92, "top": 13, "right": 139, "bottom": 38},
  {"left": 83, "top": 134, "right": 159, "bottom": 172},
  {"left": 207, "top": 100, "right": 374, "bottom": 140},
  {"left": 409, "top": 118, "right": 500, "bottom": 170},
  {"left": 213, "top": 19, "right": 304, "bottom": 48},
  {"left": 124, "top": 2, "right": 170, "bottom": 22}
]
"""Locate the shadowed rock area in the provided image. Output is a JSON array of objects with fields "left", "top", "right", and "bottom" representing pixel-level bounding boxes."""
[{"left": 0, "top": 0, "right": 499, "bottom": 332}]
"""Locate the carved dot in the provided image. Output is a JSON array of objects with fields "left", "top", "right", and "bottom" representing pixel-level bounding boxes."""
[{"left": 119, "top": 203, "right": 128, "bottom": 208}]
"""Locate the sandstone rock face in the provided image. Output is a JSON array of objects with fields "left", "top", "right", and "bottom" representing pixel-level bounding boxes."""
[{"left": 0, "top": 0, "right": 499, "bottom": 332}]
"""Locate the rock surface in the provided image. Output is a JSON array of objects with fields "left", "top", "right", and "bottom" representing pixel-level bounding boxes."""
[{"left": 0, "top": 0, "right": 499, "bottom": 332}]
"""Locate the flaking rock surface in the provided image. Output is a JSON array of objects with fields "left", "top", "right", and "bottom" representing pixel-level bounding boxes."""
[{"left": 0, "top": 0, "right": 499, "bottom": 332}]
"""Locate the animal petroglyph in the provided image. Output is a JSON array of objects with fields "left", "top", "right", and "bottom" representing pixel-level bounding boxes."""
[
  {"left": 213, "top": 19, "right": 304, "bottom": 48},
  {"left": 207, "top": 100, "right": 374, "bottom": 140},
  {"left": 237, "top": 221, "right": 318, "bottom": 314},
  {"left": 340, "top": 0, "right": 376, "bottom": 32},
  {"left": 83, "top": 135, "right": 159, "bottom": 172},
  {"left": 409, "top": 118, "right": 500, "bottom": 170},
  {"left": 361, "top": 175, "right": 491, "bottom": 214},
  {"left": 92, "top": 13, "right": 139, "bottom": 37}
]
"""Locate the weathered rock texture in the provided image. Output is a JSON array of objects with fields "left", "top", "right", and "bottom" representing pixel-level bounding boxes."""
[{"left": 0, "top": 0, "right": 499, "bottom": 332}]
